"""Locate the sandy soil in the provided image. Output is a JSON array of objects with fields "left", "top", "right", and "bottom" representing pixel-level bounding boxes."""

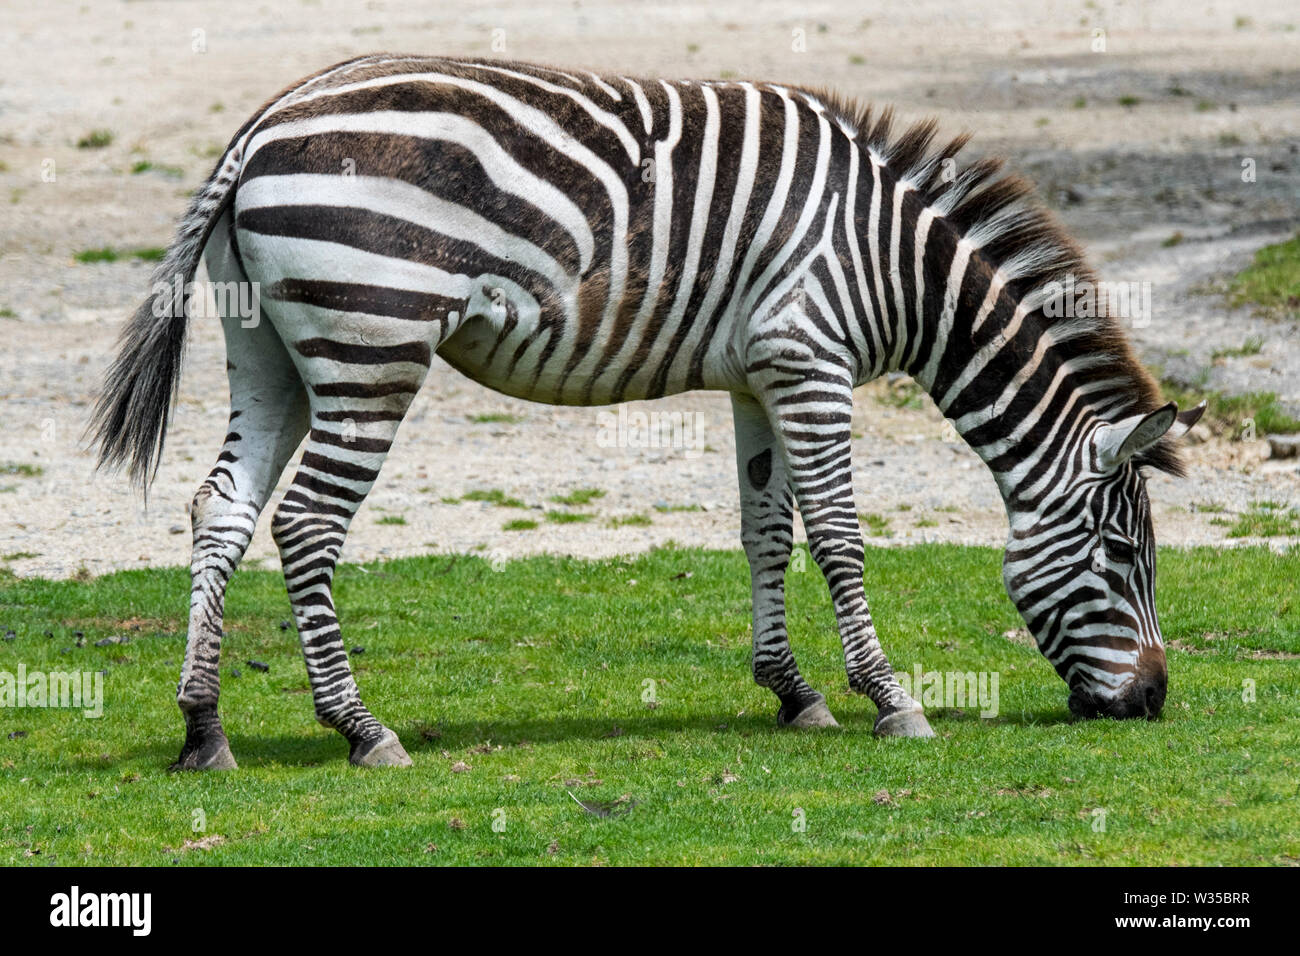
[{"left": 1, "top": 0, "right": 1297, "bottom": 579}]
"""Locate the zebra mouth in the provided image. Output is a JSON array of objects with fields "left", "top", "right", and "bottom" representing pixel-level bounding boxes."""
[{"left": 1068, "top": 682, "right": 1165, "bottom": 720}]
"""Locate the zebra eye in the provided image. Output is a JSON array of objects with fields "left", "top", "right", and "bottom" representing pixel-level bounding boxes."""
[{"left": 1103, "top": 536, "right": 1137, "bottom": 564}]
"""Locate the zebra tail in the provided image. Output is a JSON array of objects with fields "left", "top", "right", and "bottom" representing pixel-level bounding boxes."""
[{"left": 87, "top": 145, "right": 243, "bottom": 497}]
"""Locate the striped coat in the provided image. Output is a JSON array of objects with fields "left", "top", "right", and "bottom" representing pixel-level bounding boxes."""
[{"left": 91, "top": 55, "right": 1201, "bottom": 769}]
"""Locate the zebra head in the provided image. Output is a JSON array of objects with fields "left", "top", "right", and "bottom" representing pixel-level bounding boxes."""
[{"left": 1002, "top": 401, "right": 1204, "bottom": 720}]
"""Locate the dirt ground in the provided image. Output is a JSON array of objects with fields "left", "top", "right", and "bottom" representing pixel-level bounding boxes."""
[{"left": 1, "top": 0, "right": 1298, "bottom": 579}]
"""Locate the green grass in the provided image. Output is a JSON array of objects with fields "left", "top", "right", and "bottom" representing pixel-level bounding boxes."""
[
  {"left": 129, "top": 160, "right": 184, "bottom": 178},
  {"left": 502, "top": 519, "right": 538, "bottom": 531},
  {"left": 549, "top": 488, "right": 605, "bottom": 507},
  {"left": 76, "top": 129, "right": 114, "bottom": 149},
  {"left": 375, "top": 515, "right": 407, "bottom": 526},
  {"left": 609, "top": 514, "right": 652, "bottom": 528},
  {"left": 858, "top": 513, "right": 893, "bottom": 538},
  {"left": 0, "top": 463, "right": 43, "bottom": 478},
  {"left": 545, "top": 511, "right": 591, "bottom": 524},
  {"left": 1227, "top": 233, "right": 1300, "bottom": 321},
  {"left": 1216, "top": 501, "right": 1300, "bottom": 538},
  {"left": 468, "top": 413, "right": 524, "bottom": 425},
  {"left": 1158, "top": 380, "right": 1300, "bottom": 435},
  {"left": 461, "top": 489, "right": 526, "bottom": 508},
  {"left": 73, "top": 246, "right": 166, "bottom": 264},
  {"left": 1, "top": 546, "right": 1297, "bottom": 866},
  {"left": 1211, "top": 336, "right": 1264, "bottom": 361}
]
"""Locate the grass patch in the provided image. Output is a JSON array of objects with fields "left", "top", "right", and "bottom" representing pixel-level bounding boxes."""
[
  {"left": 877, "top": 380, "right": 925, "bottom": 411},
  {"left": 549, "top": 488, "right": 605, "bottom": 507},
  {"left": 503, "top": 519, "right": 538, "bottom": 531},
  {"left": 609, "top": 514, "right": 652, "bottom": 528},
  {"left": 1211, "top": 336, "right": 1264, "bottom": 361},
  {"left": 73, "top": 247, "right": 166, "bottom": 264},
  {"left": 1226, "top": 233, "right": 1300, "bottom": 321},
  {"left": 545, "top": 511, "right": 592, "bottom": 524},
  {"left": 461, "top": 489, "right": 526, "bottom": 508},
  {"left": 859, "top": 513, "right": 893, "bottom": 538},
  {"left": 0, "top": 546, "right": 1296, "bottom": 865},
  {"left": 130, "top": 160, "right": 184, "bottom": 178},
  {"left": 653, "top": 503, "right": 702, "bottom": 513},
  {"left": 76, "top": 129, "right": 114, "bottom": 149},
  {"left": 468, "top": 413, "right": 524, "bottom": 425},
  {"left": 375, "top": 515, "right": 407, "bottom": 526},
  {"left": 1158, "top": 380, "right": 1300, "bottom": 436},
  {"left": 1220, "top": 501, "right": 1300, "bottom": 538},
  {"left": 0, "top": 463, "right": 44, "bottom": 478}
]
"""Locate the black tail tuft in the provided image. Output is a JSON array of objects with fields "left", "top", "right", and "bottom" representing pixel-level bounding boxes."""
[{"left": 87, "top": 144, "right": 243, "bottom": 498}]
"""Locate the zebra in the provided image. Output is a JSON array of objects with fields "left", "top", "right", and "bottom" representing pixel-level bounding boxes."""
[{"left": 90, "top": 54, "right": 1204, "bottom": 770}]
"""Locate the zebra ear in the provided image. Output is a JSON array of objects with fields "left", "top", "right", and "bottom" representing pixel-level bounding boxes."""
[
  {"left": 1094, "top": 402, "right": 1179, "bottom": 470},
  {"left": 1166, "top": 400, "right": 1207, "bottom": 441}
]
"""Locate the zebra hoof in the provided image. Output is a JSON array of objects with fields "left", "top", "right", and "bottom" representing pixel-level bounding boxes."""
[
  {"left": 169, "top": 735, "right": 238, "bottom": 772},
  {"left": 350, "top": 728, "right": 413, "bottom": 767},
  {"left": 873, "top": 706, "right": 936, "bottom": 738},
  {"left": 777, "top": 698, "right": 840, "bottom": 728}
]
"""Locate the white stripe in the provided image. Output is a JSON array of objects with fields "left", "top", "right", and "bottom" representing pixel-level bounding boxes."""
[
  {"left": 243, "top": 110, "right": 596, "bottom": 273},
  {"left": 237, "top": 173, "right": 576, "bottom": 296}
]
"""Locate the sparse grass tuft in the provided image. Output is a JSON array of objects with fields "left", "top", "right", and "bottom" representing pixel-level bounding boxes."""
[
  {"left": 73, "top": 246, "right": 165, "bottom": 264},
  {"left": 0, "top": 462, "right": 44, "bottom": 478},
  {"left": 609, "top": 514, "right": 652, "bottom": 528},
  {"left": 549, "top": 488, "right": 605, "bottom": 507},
  {"left": 1226, "top": 233, "right": 1300, "bottom": 321},
  {"left": 859, "top": 513, "right": 893, "bottom": 537},
  {"left": 545, "top": 511, "right": 592, "bottom": 524},
  {"left": 461, "top": 489, "right": 526, "bottom": 508},
  {"left": 76, "top": 129, "right": 114, "bottom": 149}
]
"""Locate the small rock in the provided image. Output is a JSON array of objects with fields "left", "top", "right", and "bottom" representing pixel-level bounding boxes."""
[
  {"left": 350, "top": 646, "right": 365, "bottom": 655},
  {"left": 168, "top": 525, "right": 185, "bottom": 535},
  {"left": 94, "top": 635, "right": 127, "bottom": 647},
  {"left": 2, "top": 630, "right": 15, "bottom": 642},
  {"left": 278, "top": 620, "right": 292, "bottom": 631},
  {"left": 1266, "top": 435, "right": 1300, "bottom": 459},
  {"left": 246, "top": 660, "right": 269, "bottom": 673},
  {"left": 8, "top": 731, "right": 27, "bottom": 740}
]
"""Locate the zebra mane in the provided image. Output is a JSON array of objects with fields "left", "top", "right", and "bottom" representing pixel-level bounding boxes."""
[{"left": 815, "top": 93, "right": 1185, "bottom": 477}]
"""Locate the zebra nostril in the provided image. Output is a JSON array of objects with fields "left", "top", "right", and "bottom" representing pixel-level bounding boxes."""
[{"left": 1144, "top": 682, "right": 1162, "bottom": 718}]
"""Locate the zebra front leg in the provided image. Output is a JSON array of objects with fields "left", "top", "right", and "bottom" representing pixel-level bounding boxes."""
[
  {"left": 750, "top": 362, "right": 933, "bottom": 737},
  {"left": 731, "top": 394, "right": 838, "bottom": 727}
]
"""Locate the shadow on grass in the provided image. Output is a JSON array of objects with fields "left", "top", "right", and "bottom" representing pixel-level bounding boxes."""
[{"left": 77, "top": 703, "right": 1087, "bottom": 772}]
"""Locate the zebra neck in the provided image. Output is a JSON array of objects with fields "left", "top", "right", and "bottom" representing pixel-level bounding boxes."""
[{"left": 904, "top": 274, "right": 1120, "bottom": 511}]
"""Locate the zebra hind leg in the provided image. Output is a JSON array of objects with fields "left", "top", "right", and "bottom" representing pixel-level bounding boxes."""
[
  {"left": 731, "top": 395, "right": 839, "bottom": 728},
  {"left": 174, "top": 226, "right": 310, "bottom": 769},
  {"left": 268, "top": 341, "right": 438, "bottom": 767}
]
